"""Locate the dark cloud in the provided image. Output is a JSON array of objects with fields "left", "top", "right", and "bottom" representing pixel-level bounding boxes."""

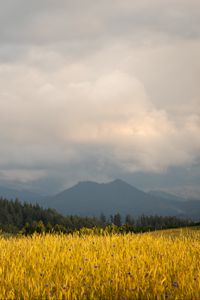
[{"left": 0, "top": 1, "right": 200, "bottom": 47}]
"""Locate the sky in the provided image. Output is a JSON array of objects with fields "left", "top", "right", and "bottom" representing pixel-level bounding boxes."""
[{"left": 0, "top": 0, "right": 200, "bottom": 195}]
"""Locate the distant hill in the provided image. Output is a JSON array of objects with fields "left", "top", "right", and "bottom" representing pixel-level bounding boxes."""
[
  {"left": 42, "top": 179, "right": 200, "bottom": 218},
  {"left": 148, "top": 190, "right": 186, "bottom": 202},
  {"left": 1, "top": 180, "right": 199, "bottom": 220},
  {"left": 177, "top": 200, "right": 200, "bottom": 220},
  {"left": 0, "top": 186, "right": 43, "bottom": 203}
]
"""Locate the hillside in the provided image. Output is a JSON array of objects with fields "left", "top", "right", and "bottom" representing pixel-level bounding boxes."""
[
  {"left": 1, "top": 179, "right": 199, "bottom": 219},
  {"left": 43, "top": 179, "right": 198, "bottom": 217},
  {"left": 0, "top": 186, "right": 43, "bottom": 203}
]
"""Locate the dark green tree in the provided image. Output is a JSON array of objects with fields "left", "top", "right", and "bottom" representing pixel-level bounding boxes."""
[{"left": 113, "top": 213, "right": 122, "bottom": 227}]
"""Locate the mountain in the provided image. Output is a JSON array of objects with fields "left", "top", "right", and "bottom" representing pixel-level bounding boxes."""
[
  {"left": 0, "top": 179, "right": 199, "bottom": 219},
  {"left": 0, "top": 186, "right": 44, "bottom": 203},
  {"left": 177, "top": 200, "right": 200, "bottom": 220},
  {"left": 42, "top": 179, "right": 200, "bottom": 218},
  {"left": 148, "top": 190, "right": 186, "bottom": 202}
]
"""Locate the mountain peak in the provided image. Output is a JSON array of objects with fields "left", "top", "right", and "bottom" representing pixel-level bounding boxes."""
[
  {"left": 75, "top": 181, "right": 101, "bottom": 188},
  {"left": 108, "top": 179, "right": 141, "bottom": 191},
  {"left": 43, "top": 178, "right": 200, "bottom": 218},
  {"left": 111, "top": 178, "right": 126, "bottom": 184},
  {"left": 75, "top": 179, "right": 129, "bottom": 188}
]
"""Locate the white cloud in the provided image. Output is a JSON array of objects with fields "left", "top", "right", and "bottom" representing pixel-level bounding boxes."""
[
  {"left": 0, "top": 0, "right": 199, "bottom": 188},
  {"left": 0, "top": 45, "right": 199, "bottom": 185}
]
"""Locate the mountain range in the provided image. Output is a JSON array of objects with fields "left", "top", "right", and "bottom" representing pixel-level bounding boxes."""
[
  {"left": 0, "top": 179, "right": 199, "bottom": 219},
  {"left": 42, "top": 179, "right": 200, "bottom": 219},
  {"left": 0, "top": 186, "right": 43, "bottom": 203}
]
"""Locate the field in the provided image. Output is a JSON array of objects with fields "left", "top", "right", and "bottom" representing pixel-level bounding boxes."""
[{"left": 0, "top": 229, "right": 199, "bottom": 299}]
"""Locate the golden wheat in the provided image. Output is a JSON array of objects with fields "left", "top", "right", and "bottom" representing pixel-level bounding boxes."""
[{"left": 0, "top": 229, "right": 199, "bottom": 299}]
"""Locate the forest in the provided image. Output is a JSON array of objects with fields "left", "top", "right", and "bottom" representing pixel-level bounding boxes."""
[{"left": 0, "top": 197, "right": 196, "bottom": 235}]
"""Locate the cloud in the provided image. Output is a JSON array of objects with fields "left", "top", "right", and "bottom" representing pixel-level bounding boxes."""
[
  {"left": 1, "top": 0, "right": 200, "bottom": 53},
  {"left": 0, "top": 49, "right": 199, "bottom": 185},
  {"left": 0, "top": 0, "right": 199, "bottom": 189}
]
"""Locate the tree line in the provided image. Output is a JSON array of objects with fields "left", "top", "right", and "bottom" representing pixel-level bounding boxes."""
[{"left": 0, "top": 197, "right": 195, "bottom": 235}]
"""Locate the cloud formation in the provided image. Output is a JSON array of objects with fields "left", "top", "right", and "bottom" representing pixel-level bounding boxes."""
[{"left": 0, "top": 0, "right": 199, "bottom": 190}]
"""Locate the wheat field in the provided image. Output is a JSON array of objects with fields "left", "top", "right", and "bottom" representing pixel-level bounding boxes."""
[{"left": 0, "top": 229, "right": 199, "bottom": 299}]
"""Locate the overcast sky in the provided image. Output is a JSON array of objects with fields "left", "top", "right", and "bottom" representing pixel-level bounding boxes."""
[{"left": 0, "top": 0, "right": 200, "bottom": 193}]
